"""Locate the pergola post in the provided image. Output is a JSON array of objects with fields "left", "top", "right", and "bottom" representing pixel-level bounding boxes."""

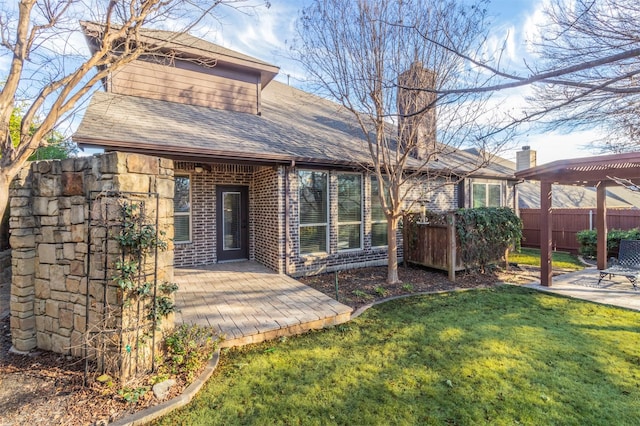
[
  {"left": 596, "top": 183, "right": 608, "bottom": 270},
  {"left": 515, "top": 152, "right": 640, "bottom": 282},
  {"left": 540, "top": 181, "right": 553, "bottom": 286}
]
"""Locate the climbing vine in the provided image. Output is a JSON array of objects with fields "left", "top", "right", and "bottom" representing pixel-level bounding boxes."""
[{"left": 112, "top": 202, "right": 177, "bottom": 328}]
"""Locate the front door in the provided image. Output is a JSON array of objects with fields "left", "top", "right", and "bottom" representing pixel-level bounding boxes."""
[{"left": 216, "top": 185, "right": 249, "bottom": 261}]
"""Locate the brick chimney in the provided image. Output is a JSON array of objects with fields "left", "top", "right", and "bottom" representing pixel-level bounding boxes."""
[
  {"left": 398, "top": 62, "right": 436, "bottom": 161},
  {"left": 516, "top": 146, "right": 537, "bottom": 171}
]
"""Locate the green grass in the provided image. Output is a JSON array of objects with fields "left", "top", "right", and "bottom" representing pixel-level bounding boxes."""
[
  {"left": 511, "top": 247, "right": 584, "bottom": 271},
  {"left": 155, "top": 286, "right": 640, "bottom": 425}
]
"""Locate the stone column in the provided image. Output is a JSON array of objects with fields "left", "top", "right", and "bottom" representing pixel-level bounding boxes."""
[
  {"left": 9, "top": 166, "right": 37, "bottom": 352},
  {"left": 8, "top": 152, "right": 175, "bottom": 379}
]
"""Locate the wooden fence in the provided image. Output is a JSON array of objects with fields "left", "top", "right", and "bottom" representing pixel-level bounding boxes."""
[
  {"left": 520, "top": 208, "right": 640, "bottom": 253},
  {"left": 403, "top": 213, "right": 463, "bottom": 281}
]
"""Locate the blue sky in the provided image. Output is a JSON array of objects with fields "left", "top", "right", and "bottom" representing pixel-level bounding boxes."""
[
  {"left": 203, "top": 0, "right": 602, "bottom": 166},
  {"left": 3, "top": 0, "right": 602, "bottom": 165}
]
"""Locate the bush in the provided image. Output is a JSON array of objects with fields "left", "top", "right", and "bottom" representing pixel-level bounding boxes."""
[
  {"left": 456, "top": 207, "right": 522, "bottom": 272},
  {"left": 161, "top": 324, "right": 222, "bottom": 382},
  {"left": 576, "top": 228, "right": 640, "bottom": 258}
]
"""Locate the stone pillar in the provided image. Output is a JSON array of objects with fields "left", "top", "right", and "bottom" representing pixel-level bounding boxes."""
[
  {"left": 9, "top": 166, "right": 37, "bottom": 352},
  {"left": 8, "top": 152, "right": 175, "bottom": 379}
]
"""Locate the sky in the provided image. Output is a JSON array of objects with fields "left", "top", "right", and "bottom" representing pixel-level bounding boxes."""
[
  {"left": 199, "top": 0, "right": 604, "bottom": 166},
  {"left": 2, "top": 0, "right": 606, "bottom": 166}
]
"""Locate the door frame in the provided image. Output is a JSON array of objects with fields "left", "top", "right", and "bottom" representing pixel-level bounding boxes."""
[{"left": 216, "top": 185, "right": 249, "bottom": 262}]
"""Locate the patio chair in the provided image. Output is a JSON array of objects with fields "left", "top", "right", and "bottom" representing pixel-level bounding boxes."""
[{"left": 597, "top": 239, "right": 640, "bottom": 289}]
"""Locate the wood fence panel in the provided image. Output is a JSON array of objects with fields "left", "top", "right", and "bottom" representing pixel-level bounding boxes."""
[
  {"left": 403, "top": 213, "right": 464, "bottom": 275},
  {"left": 521, "top": 208, "right": 640, "bottom": 252}
]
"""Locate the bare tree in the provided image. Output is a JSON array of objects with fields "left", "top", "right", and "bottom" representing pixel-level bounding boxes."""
[
  {"left": 293, "top": 0, "right": 510, "bottom": 284},
  {"left": 0, "top": 0, "right": 264, "bottom": 222},
  {"left": 527, "top": 0, "right": 640, "bottom": 152}
]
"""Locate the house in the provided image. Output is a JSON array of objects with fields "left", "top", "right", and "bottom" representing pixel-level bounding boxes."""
[
  {"left": 484, "top": 146, "right": 640, "bottom": 209},
  {"left": 73, "top": 24, "right": 517, "bottom": 276}
]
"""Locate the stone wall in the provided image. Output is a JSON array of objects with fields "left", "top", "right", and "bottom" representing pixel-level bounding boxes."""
[{"left": 9, "top": 152, "right": 174, "bottom": 378}]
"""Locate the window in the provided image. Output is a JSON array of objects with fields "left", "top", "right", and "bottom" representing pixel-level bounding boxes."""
[
  {"left": 472, "top": 182, "right": 502, "bottom": 207},
  {"left": 174, "top": 175, "right": 191, "bottom": 243},
  {"left": 299, "top": 170, "right": 328, "bottom": 254},
  {"left": 338, "top": 173, "right": 362, "bottom": 250},
  {"left": 370, "top": 176, "right": 389, "bottom": 247}
]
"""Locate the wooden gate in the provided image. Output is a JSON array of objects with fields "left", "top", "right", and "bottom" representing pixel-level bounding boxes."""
[{"left": 403, "top": 213, "right": 462, "bottom": 281}]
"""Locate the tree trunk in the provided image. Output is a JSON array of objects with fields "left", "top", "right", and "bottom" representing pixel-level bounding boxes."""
[{"left": 386, "top": 215, "right": 400, "bottom": 285}]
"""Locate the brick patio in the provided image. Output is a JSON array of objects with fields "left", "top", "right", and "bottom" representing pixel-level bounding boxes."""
[{"left": 174, "top": 261, "right": 352, "bottom": 347}]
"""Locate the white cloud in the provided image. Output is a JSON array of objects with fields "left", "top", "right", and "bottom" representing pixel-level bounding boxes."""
[{"left": 521, "top": 0, "right": 557, "bottom": 59}]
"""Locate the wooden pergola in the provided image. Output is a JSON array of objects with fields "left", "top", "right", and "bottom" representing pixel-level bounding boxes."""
[{"left": 515, "top": 151, "right": 640, "bottom": 286}]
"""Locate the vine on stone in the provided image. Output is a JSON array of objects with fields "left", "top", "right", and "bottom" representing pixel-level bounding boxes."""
[{"left": 112, "top": 202, "right": 177, "bottom": 329}]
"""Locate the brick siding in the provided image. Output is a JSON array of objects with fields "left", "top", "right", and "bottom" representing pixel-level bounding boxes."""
[{"left": 173, "top": 162, "right": 511, "bottom": 276}]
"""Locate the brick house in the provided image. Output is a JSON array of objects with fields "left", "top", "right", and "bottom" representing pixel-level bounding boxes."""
[{"left": 74, "top": 25, "right": 516, "bottom": 276}]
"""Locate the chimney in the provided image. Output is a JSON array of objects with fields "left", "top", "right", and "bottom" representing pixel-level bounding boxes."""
[
  {"left": 516, "top": 146, "right": 537, "bottom": 171},
  {"left": 398, "top": 62, "right": 436, "bottom": 161}
]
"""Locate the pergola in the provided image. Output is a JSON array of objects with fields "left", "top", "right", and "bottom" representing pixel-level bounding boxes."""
[{"left": 515, "top": 151, "right": 640, "bottom": 286}]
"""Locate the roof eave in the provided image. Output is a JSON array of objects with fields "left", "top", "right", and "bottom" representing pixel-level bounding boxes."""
[{"left": 75, "top": 137, "right": 366, "bottom": 169}]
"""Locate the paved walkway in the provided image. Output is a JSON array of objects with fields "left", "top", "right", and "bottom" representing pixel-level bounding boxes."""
[
  {"left": 524, "top": 266, "right": 640, "bottom": 311},
  {"left": 174, "top": 262, "right": 352, "bottom": 347}
]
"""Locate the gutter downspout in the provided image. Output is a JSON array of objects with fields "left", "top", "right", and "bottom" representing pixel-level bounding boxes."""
[{"left": 513, "top": 179, "right": 524, "bottom": 217}]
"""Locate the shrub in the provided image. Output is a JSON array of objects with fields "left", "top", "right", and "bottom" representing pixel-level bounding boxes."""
[
  {"left": 161, "top": 324, "right": 222, "bottom": 382},
  {"left": 576, "top": 228, "right": 640, "bottom": 258},
  {"left": 456, "top": 207, "right": 522, "bottom": 272}
]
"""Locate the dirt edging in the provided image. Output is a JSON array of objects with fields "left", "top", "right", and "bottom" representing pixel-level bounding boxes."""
[{"left": 112, "top": 349, "right": 221, "bottom": 426}]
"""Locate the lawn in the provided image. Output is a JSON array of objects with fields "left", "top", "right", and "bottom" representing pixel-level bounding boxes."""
[
  {"left": 155, "top": 286, "right": 640, "bottom": 425},
  {"left": 511, "top": 247, "right": 584, "bottom": 271}
]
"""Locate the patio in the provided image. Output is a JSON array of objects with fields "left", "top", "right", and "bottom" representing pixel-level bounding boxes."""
[
  {"left": 173, "top": 261, "right": 353, "bottom": 347},
  {"left": 524, "top": 266, "right": 640, "bottom": 311}
]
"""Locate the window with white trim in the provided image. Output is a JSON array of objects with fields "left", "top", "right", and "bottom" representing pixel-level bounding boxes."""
[
  {"left": 472, "top": 182, "right": 502, "bottom": 207},
  {"left": 370, "top": 176, "right": 389, "bottom": 247},
  {"left": 337, "top": 173, "right": 362, "bottom": 250},
  {"left": 299, "top": 170, "right": 328, "bottom": 254},
  {"left": 174, "top": 175, "right": 191, "bottom": 243}
]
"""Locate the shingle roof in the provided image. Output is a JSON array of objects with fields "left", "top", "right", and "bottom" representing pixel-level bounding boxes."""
[{"left": 74, "top": 81, "right": 515, "bottom": 179}]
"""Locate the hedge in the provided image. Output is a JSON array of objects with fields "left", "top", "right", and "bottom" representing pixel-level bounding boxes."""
[{"left": 575, "top": 228, "right": 640, "bottom": 258}]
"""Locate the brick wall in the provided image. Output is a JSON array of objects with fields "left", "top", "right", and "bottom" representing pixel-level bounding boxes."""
[
  {"left": 173, "top": 162, "right": 284, "bottom": 271},
  {"left": 254, "top": 166, "right": 284, "bottom": 272},
  {"left": 9, "top": 153, "right": 174, "bottom": 378},
  {"left": 171, "top": 162, "right": 510, "bottom": 277},
  {"left": 403, "top": 176, "right": 459, "bottom": 212}
]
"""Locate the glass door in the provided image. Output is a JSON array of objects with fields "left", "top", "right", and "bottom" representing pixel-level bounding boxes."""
[{"left": 216, "top": 186, "right": 248, "bottom": 261}]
